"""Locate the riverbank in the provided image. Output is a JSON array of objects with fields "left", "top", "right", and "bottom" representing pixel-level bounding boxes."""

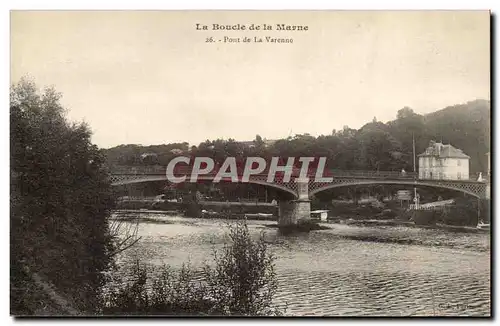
[
  {"left": 115, "top": 199, "right": 487, "bottom": 229},
  {"left": 111, "top": 208, "right": 488, "bottom": 235},
  {"left": 331, "top": 218, "right": 490, "bottom": 234},
  {"left": 116, "top": 200, "right": 278, "bottom": 217}
]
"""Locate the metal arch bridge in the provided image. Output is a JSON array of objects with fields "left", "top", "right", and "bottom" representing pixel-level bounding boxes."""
[{"left": 108, "top": 166, "right": 489, "bottom": 199}]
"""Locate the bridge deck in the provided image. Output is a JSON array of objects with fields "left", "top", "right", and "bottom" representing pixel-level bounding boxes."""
[
  {"left": 109, "top": 166, "right": 485, "bottom": 183},
  {"left": 108, "top": 165, "right": 488, "bottom": 198}
]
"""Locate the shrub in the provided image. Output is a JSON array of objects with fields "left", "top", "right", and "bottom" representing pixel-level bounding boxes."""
[
  {"left": 102, "top": 262, "right": 215, "bottom": 315},
  {"left": 102, "top": 222, "right": 283, "bottom": 316},
  {"left": 439, "top": 197, "right": 480, "bottom": 226},
  {"left": 202, "top": 222, "right": 281, "bottom": 315}
]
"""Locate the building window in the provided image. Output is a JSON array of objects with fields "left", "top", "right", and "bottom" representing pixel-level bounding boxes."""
[
  {"left": 457, "top": 160, "right": 461, "bottom": 166},
  {"left": 457, "top": 172, "right": 462, "bottom": 180}
]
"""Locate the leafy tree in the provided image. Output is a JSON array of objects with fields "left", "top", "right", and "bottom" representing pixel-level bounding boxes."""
[
  {"left": 203, "top": 222, "right": 279, "bottom": 315},
  {"left": 10, "top": 78, "right": 114, "bottom": 314},
  {"left": 253, "top": 134, "right": 265, "bottom": 148}
]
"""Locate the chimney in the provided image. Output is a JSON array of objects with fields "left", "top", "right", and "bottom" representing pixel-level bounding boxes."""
[{"left": 428, "top": 140, "right": 437, "bottom": 155}]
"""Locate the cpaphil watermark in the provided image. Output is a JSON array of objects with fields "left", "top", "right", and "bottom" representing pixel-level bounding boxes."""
[{"left": 166, "top": 156, "right": 333, "bottom": 183}]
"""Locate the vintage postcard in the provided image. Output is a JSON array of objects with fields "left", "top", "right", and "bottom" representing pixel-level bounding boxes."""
[{"left": 10, "top": 10, "right": 491, "bottom": 317}]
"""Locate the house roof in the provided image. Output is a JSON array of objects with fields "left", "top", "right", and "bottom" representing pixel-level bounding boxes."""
[{"left": 418, "top": 142, "right": 470, "bottom": 159}]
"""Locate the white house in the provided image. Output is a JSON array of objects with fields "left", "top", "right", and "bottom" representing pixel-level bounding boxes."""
[{"left": 418, "top": 141, "right": 470, "bottom": 180}]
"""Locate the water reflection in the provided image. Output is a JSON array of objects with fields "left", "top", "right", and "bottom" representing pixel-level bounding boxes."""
[{"left": 111, "top": 211, "right": 490, "bottom": 316}]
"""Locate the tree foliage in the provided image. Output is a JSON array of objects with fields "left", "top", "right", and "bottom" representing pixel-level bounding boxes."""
[
  {"left": 203, "top": 222, "right": 279, "bottom": 315},
  {"left": 10, "top": 78, "right": 115, "bottom": 314},
  {"left": 103, "top": 100, "right": 490, "bottom": 174}
]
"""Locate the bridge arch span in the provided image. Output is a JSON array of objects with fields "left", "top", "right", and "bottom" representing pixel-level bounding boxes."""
[
  {"left": 110, "top": 175, "right": 299, "bottom": 199},
  {"left": 310, "top": 180, "right": 482, "bottom": 199}
]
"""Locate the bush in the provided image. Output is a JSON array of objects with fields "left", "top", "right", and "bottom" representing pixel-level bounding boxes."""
[
  {"left": 102, "top": 263, "right": 216, "bottom": 315},
  {"left": 10, "top": 78, "right": 115, "bottom": 314},
  {"left": 203, "top": 222, "right": 280, "bottom": 315},
  {"left": 102, "top": 222, "right": 283, "bottom": 316},
  {"left": 439, "top": 197, "right": 480, "bottom": 226}
]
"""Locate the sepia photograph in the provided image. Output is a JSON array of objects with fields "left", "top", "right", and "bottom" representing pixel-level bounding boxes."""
[{"left": 9, "top": 10, "right": 491, "bottom": 317}]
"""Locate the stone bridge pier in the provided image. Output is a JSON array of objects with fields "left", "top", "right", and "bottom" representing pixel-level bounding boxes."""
[{"left": 278, "top": 178, "right": 311, "bottom": 227}]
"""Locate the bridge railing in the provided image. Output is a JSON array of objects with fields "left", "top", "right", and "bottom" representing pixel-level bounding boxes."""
[
  {"left": 418, "top": 173, "right": 488, "bottom": 182},
  {"left": 108, "top": 165, "right": 489, "bottom": 183},
  {"left": 327, "top": 169, "right": 418, "bottom": 179},
  {"left": 109, "top": 165, "right": 419, "bottom": 179}
]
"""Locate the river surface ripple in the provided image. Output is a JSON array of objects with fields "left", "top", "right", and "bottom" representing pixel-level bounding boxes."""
[{"left": 110, "top": 211, "right": 491, "bottom": 316}]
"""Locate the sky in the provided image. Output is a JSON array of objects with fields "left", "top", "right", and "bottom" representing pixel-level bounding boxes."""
[{"left": 10, "top": 11, "right": 490, "bottom": 148}]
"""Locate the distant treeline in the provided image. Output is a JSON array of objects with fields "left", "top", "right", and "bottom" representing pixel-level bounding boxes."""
[{"left": 103, "top": 100, "right": 490, "bottom": 174}]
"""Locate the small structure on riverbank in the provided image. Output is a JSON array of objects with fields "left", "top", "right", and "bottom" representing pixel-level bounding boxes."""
[
  {"left": 311, "top": 210, "right": 329, "bottom": 222},
  {"left": 409, "top": 199, "right": 454, "bottom": 211}
]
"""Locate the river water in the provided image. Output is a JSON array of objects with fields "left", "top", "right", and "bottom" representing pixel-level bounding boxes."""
[{"left": 110, "top": 211, "right": 491, "bottom": 316}]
